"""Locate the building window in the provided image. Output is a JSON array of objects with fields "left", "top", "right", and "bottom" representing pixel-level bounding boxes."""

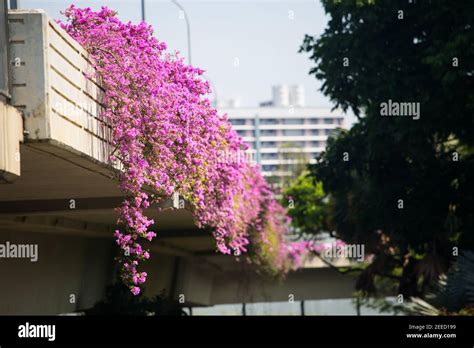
[
  {"left": 283, "top": 129, "right": 304, "bottom": 136},
  {"left": 283, "top": 141, "right": 305, "bottom": 148},
  {"left": 261, "top": 141, "right": 277, "bottom": 148},
  {"left": 262, "top": 165, "right": 277, "bottom": 172},
  {"left": 311, "top": 141, "right": 325, "bottom": 147},
  {"left": 231, "top": 119, "right": 246, "bottom": 125},
  {"left": 323, "top": 118, "right": 334, "bottom": 124},
  {"left": 260, "top": 118, "right": 279, "bottom": 125},
  {"left": 260, "top": 129, "right": 277, "bottom": 136},
  {"left": 311, "top": 129, "right": 322, "bottom": 135},
  {"left": 261, "top": 153, "right": 278, "bottom": 160},
  {"left": 282, "top": 118, "right": 304, "bottom": 125},
  {"left": 309, "top": 119, "right": 320, "bottom": 124}
]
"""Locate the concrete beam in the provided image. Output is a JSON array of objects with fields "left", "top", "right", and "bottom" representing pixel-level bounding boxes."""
[
  {"left": 210, "top": 267, "right": 357, "bottom": 304},
  {"left": 0, "top": 196, "right": 124, "bottom": 214},
  {"left": 0, "top": 101, "right": 23, "bottom": 182},
  {"left": 0, "top": 193, "right": 182, "bottom": 214},
  {"left": 0, "top": 214, "right": 221, "bottom": 270}
]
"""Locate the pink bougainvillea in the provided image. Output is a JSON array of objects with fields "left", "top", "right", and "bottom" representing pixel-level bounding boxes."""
[{"left": 61, "top": 5, "right": 309, "bottom": 294}]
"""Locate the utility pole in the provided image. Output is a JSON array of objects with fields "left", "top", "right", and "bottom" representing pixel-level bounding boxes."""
[
  {"left": 140, "top": 1, "right": 218, "bottom": 106},
  {"left": 141, "top": 0, "right": 145, "bottom": 22},
  {"left": 170, "top": 0, "right": 191, "bottom": 66}
]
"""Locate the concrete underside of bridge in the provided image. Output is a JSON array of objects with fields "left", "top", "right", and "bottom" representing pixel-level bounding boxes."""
[
  {"left": 0, "top": 9, "right": 359, "bottom": 315},
  {"left": 0, "top": 142, "right": 356, "bottom": 315}
]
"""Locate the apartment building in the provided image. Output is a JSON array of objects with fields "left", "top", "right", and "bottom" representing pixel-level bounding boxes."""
[{"left": 220, "top": 86, "right": 345, "bottom": 183}]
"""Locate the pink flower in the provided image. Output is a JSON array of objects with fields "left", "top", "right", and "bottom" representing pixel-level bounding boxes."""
[
  {"left": 61, "top": 5, "right": 310, "bottom": 295},
  {"left": 145, "top": 232, "right": 156, "bottom": 241}
]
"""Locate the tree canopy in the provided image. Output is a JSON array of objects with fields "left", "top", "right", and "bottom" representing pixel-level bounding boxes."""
[{"left": 300, "top": 0, "right": 474, "bottom": 298}]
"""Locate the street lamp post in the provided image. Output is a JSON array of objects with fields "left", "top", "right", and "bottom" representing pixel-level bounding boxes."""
[
  {"left": 170, "top": 0, "right": 191, "bottom": 66},
  {"left": 170, "top": 1, "right": 217, "bottom": 107},
  {"left": 141, "top": 0, "right": 190, "bottom": 65},
  {"left": 140, "top": 0, "right": 217, "bottom": 106},
  {"left": 141, "top": 0, "right": 145, "bottom": 22}
]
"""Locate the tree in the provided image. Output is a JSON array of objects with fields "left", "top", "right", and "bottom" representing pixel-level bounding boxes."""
[
  {"left": 282, "top": 172, "right": 330, "bottom": 238},
  {"left": 300, "top": 0, "right": 474, "bottom": 298},
  {"left": 406, "top": 250, "right": 474, "bottom": 315}
]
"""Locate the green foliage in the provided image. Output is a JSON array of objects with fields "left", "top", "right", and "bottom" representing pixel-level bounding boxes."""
[
  {"left": 414, "top": 250, "right": 474, "bottom": 314},
  {"left": 300, "top": 0, "right": 474, "bottom": 297},
  {"left": 435, "top": 251, "right": 474, "bottom": 311},
  {"left": 355, "top": 252, "right": 474, "bottom": 315},
  {"left": 282, "top": 172, "right": 330, "bottom": 237}
]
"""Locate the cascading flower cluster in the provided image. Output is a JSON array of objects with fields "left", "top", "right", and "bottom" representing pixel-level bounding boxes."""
[{"left": 61, "top": 5, "right": 309, "bottom": 295}]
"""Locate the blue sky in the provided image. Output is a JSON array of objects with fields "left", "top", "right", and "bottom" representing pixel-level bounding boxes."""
[{"left": 20, "top": 0, "right": 356, "bottom": 125}]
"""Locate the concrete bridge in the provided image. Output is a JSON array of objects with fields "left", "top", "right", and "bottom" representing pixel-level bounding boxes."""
[{"left": 0, "top": 7, "right": 357, "bottom": 314}]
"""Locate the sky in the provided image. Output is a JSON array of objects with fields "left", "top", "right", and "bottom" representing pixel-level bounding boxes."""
[{"left": 19, "top": 0, "right": 355, "bottom": 124}]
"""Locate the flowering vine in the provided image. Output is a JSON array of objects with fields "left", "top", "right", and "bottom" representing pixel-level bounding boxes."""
[{"left": 61, "top": 5, "right": 309, "bottom": 295}]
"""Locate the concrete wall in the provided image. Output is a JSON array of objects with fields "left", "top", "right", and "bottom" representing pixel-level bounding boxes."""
[
  {"left": 210, "top": 268, "right": 357, "bottom": 305},
  {"left": 9, "top": 10, "right": 113, "bottom": 166},
  {"left": 0, "top": 227, "right": 187, "bottom": 314},
  {"left": 0, "top": 230, "right": 115, "bottom": 314},
  {"left": 0, "top": 226, "right": 358, "bottom": 313},
  {"left": 141, "top": 252, "right": 177, "bottom": 299},
  {"left": 173, "top": 258, "right": 215, "bottom": 306},
  {"left": 0, "top": 101, "right": 23, "bottom": 182}
]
